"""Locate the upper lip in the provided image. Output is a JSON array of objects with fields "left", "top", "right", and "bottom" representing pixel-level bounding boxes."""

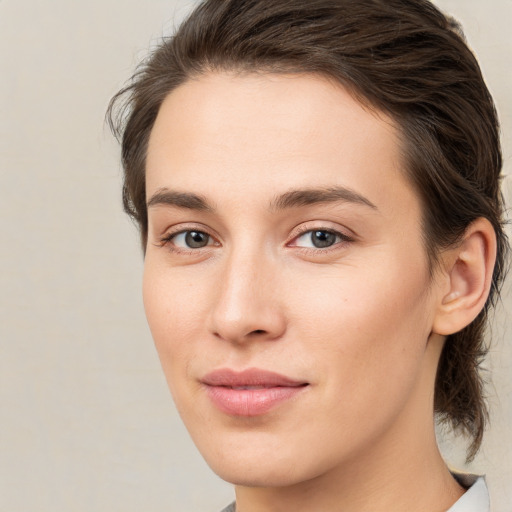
[{"left": 201, "top": 368, "right": 308, "bottom": 388}]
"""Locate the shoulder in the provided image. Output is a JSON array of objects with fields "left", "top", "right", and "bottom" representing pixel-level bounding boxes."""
[{"left": 219, "top": 503, "right": 236, "bottom": 512}]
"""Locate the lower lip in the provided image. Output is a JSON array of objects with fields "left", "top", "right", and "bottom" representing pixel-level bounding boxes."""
[{"left": 204, "top": 385, "right": 307, "bottom": 416}]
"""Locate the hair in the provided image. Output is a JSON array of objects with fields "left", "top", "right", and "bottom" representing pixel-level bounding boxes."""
[{"left": 107, "top": 0, "right": 508, "bottom": 460}]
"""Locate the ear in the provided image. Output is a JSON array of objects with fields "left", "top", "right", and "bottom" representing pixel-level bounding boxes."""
[{"left": 432, "top": 218, "right": 497, "bottom": 336}]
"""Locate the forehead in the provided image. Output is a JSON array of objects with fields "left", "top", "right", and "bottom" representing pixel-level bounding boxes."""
[{"left": 146, "top": 72, "right": 418, "bottom": 220}]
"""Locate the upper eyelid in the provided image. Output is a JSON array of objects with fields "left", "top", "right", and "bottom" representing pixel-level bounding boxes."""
[
  {"left": 162, "top": 227, "right": 218, "bottom": 243},
  {"left": 155, "top": 225, "right": 219, "bottom": 251},
  {"left": 158, "top": 229, "right": 350, "bottom": 255},
  {"left": 159, "top": 223, "right": 218, "bottom": 238},
  {"left": 156, "top": 221, "right": 355, "bottom": 245},
  {"left": 289, "top": 222, "right": 355, "bottom": 240},
  {"left": 157, "top": 229, "right": 219, "bottom": 254},
  {"left": 288, "top": 228, "right": 351, "bottom": 247}
]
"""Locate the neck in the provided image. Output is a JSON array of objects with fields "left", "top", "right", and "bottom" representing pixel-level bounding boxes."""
[{"left": 233, "top": 335, "right": 465, "bottom": 512}]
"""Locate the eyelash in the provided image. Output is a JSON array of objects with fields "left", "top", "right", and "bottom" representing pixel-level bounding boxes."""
[
  {"left": 157, "top": 227, "right": 218, "bottom": 256},
  {"left": 290, "top": 225, "right": 354, "bottom": 254},
  {"left": 157, "top": 225, "right": 353, "bottom": 255}
]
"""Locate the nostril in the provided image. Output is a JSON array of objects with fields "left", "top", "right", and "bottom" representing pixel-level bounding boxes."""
[{"left": 251, "top": 329, "right": 266, "bottom": 335}]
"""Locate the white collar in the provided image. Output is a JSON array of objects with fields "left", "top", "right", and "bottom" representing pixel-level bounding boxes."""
[{"left": 447, "top": 474, "right": 490, "bottom": 512}]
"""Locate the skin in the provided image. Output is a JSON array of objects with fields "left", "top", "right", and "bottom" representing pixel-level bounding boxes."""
[{"left": 142, "top": 72, "right": 492, "bottom": 511}]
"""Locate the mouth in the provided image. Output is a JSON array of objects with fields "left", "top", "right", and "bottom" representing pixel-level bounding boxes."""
[{"left": 201, "top": 368, "right": 309, "bottom": 417}]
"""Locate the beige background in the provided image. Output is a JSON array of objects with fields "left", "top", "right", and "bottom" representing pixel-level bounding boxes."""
[{"left": 0, "top": 1, "right": 510, "bottom": 511}]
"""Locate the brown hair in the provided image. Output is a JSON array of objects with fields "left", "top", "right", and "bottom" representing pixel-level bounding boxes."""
[{"left": 108, "top": 0, "right": 508, "bottom": 460}]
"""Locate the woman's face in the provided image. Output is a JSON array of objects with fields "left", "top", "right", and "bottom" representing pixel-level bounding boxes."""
[{"left": 143, "top": 72, "right": 443, "bottom": 486}]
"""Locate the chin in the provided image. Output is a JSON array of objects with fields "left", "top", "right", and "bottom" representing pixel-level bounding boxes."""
[
  {"left": 197, "top": 435, "right": 334, "bottom": 489},
  {"left": 209, "top": 458, "right": 308, "bottom": 488}
]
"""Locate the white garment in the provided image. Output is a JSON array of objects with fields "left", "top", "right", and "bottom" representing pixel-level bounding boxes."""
[{"left": 447, "top": 474, "right": 490, "bottom": 512}]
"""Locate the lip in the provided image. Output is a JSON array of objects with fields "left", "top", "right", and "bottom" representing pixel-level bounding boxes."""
[{"left": 201, "top": 368, "right": 309, "bottom": 417}]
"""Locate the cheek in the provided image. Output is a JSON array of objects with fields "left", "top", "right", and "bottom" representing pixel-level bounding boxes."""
[
  {"left": 286, "top": 255, "right": 433, "bottom": 394},
  {"left": 142, "top": 259, "right": 208, "bottom": 377},
  {"left": 288, "top": 255, "right": 430, "bottom": 338}
]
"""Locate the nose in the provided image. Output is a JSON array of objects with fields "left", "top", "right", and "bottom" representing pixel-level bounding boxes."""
[{"left": 207, "top": 248, "right": 287, "bottom": 344}]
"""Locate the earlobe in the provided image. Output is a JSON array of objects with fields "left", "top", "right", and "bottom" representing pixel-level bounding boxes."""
[{"left": 432, "top": 218, "right": 497, "bottom": 336}]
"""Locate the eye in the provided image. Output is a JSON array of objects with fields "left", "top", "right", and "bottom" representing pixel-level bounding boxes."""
[
  {"left": 292, "top": 229, "right": 349, "bottom": 249},
  {"left": 163, "top": 230, "right": 215, "bottom": 249}
]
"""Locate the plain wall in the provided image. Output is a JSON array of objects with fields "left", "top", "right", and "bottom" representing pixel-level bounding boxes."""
[{"left": 0, "top": 1, "right": 510, "bottom": 510}]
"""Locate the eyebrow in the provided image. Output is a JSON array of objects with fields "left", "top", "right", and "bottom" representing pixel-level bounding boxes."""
[
  {"left": 147, "top": 189, "right": 214, "bottom": 212},
  {"left": 147, "top": 186, "right": 378, "bottom": 213},
  {"left": 269, "top": 186, "right": 378, "bottom": 212}
]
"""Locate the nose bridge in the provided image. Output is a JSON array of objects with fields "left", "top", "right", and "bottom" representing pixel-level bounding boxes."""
[{"left": 209, "top": 239, "right": 285, "bottom": 343}]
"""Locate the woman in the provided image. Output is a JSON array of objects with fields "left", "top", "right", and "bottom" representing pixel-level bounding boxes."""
[{"left": 108, "top": 0, "right": 508, "bottom": 510}]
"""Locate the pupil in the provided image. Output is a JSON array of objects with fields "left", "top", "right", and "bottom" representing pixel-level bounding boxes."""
[
  {"left": 186, "top": 231, "right": 208, "bottom": 248},
  {"left": 312, "top": 230, "right": 336, "bottom": 248}
]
